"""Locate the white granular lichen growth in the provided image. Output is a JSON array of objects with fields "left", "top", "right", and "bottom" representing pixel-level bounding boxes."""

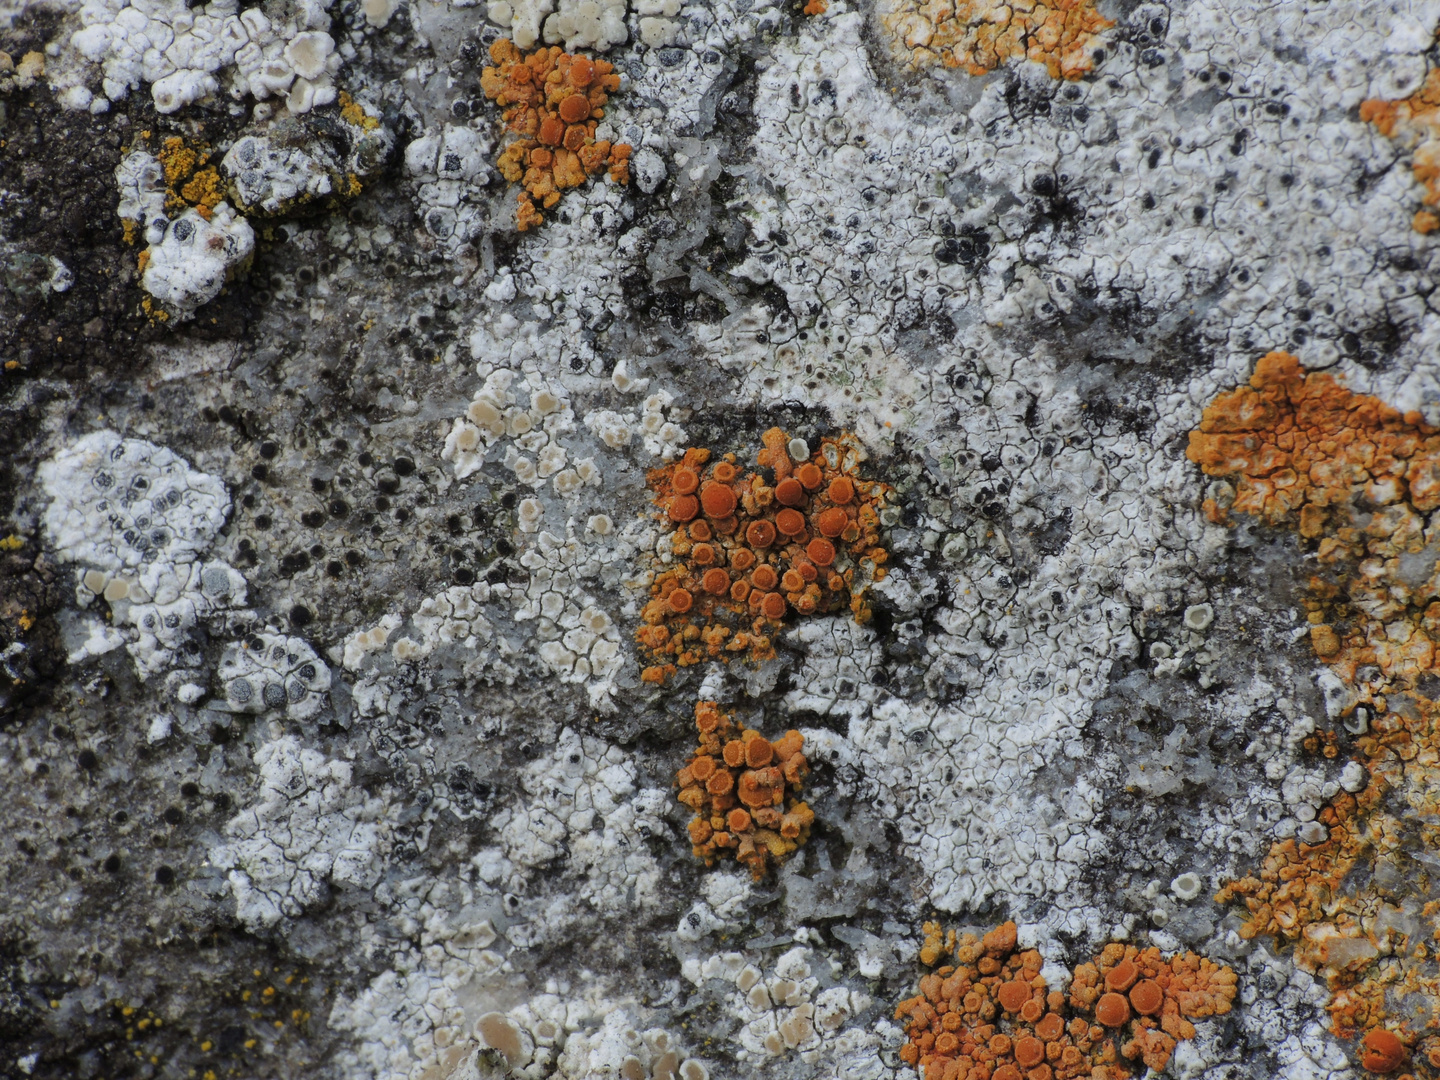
[
  {"left": 208, "top": 735, "right": 393, "bottom": 931},
  {"left": 488, "top": 727, "right": 667, "bottom": 916},
  {"left": 39, "top": 431, "right": 249, "bottom": 678},
  {"left": 60, "top": 0, "right": 342, "bottom": 114},
  {"left": 140, "top": 204, "right": 255, "bottom": 320},
  {"left": 216, "top": 631, "right": 332, "bottom": 720}
]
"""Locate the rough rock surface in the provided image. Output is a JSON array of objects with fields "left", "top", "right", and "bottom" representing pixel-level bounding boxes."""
[{"left": 4, "top": 0, "right": 1440, "bottom": 1077}]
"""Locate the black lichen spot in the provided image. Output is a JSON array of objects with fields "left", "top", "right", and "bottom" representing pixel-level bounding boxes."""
[
  {"left": 259, "top": 440, "right": 279, "bottom": 459},
  {"left": 289, "top": 605, "right": 314, "bottom": 628},
  {"left": 251, "top": 464, "right": 270, "bottom": 481},
  {"left": 181, "top": 781, "right": 200, "bottom": 798},
  {"left": 394, "top": 457, "right": 416, "bottom": 477},
  {"left": 76, "top": 749, "right": 98, "bottom": 771},
  {"left": 102, "top": 854, "right": 121, "bottom": 873},
  {"left": 154, "top": 865, "right": 175, "bottom": 885},
  {"left": 300, "top": 510, "right": 325, "bottom": 528},
  {"left": 162, "top": 806, "right": 183, "bottom": 825}
]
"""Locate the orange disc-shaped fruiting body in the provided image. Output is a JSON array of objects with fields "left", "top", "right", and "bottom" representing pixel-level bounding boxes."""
[
  {"left": 746, "top": 520, "right": 777, "bottom": 548},
  {"left": 806, "top": 538, "right": 836, "bottom": 566},
  {"left": 828, "top": 476, "right": 854, "bottom": 504},
  {"left": 700, "top": 482, "right": 737, "bottom": 518},
  {"left": 672, "top": 467, "right": 699, "bottom": 494},
  {"left": 761, "top": 592, "right": 787, "bottom": 619},
  {"left": 775, "top": 477, "right": 806, "bottom": 506},
  {"left": 781, "top": 569, "right": 805, "bottom": 592},
  {"left": 1105, "top": 959, "right": 1138, "bottom": 992},
  {"left": 668, "top": 588, "right": 694, "bottom": 614},
  {"left": 1019, "top": 999, "right": 1043, "bottom": 1023},
  {"left": 997, "top": 981, "right": 1030, "bottom": 1013},
  {"left": 816, "top": 507, "right": 848, "bottom": 537},
  {"left": 730, "top": 580, "right": 750, "bottom": 602},
  {"left": 692, "top": 543, "right": 715, "bottom": 566},
  {"left": 1129, "top": 979, "right": 1163, "bottom": 1016},
  {"left": 713, "top": 461, "right": 738, "bottom": 482},
  {"left": 752, "top": 565, "right": 779, "bottom": 591},
  {"left": 559, "top": 93, "right": 591, "bottom": 123},
  {"left": 1361, "top": 1029, "right": 1407, "bottom": 1073},
  {"left": 746, "top": 736, "right": 774, "bottom": 768},
  {"left": 1014, "top": 1036, "right": 1045, "bottom": 1069},
  {"left": 723, "top": 740, "right": 746, "bottom": 768},
  {"left": 569, "top": 55, "right": 595, "bottom": 86},
  {"left": 776, "top": 508, "right": 806, "bottom": 536},
  {"left": 934, "top": 1032, "right": 960, "bottom": 1056},
  {"left": 690, "top": 755, "right": 716, "bottom": 780},
  {"left": 731, "top": 547, "right": 756, "bottom": 571},
  {"left": 539, "top": 115, "right": 564, "bottom": 144},
  {"left": 702, "top": 568, "right": 730, "bottom": 595},
  {"left": 1095, "top": 992, "right": 1130, "bottom": 1027},
  {"left": 668, "top": 495, "right": 699, "bottom": 522},
  {"left": 727, "top": 808, "right": 751, "bottom": 832},
  {"left": 689, "top": 519, "right": 711, "bottom": 541},
  {"left": 992, "top": 1067, "right": 1021, "bottom": 1080},
  {"left": 797, "top": 462, "right": 823, "bottom": 489},
  {"left": 1035, "top": 1013, "right": 1065, "bottom": 1041}
]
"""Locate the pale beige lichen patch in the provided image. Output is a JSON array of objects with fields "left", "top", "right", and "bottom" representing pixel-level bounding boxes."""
[{"left": 877, "top": 0, "right": 1111, "bottom": 80}]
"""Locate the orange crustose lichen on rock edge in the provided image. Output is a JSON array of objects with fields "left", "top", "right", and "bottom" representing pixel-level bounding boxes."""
[
  {"left": 896, "top": 922, "right": 1236, "bottom": 1080},
  {"left": 878, "top": 0, "right": 1112, "bottom": 80},
  {"left": 1192, "top": 352, "right": 1440, "bottom": 1065},
  {"left": 480, "top": 39, "right": 632, "bottom": 231},
  {"left": 675, "top": 700, "right": 813, "bottom": 879},
  {"left": 1362, "top": 67, "right": 1440, "bottom": 233},
  {"left": 637, "top": 427, "right": 891, "bottom": 683}
]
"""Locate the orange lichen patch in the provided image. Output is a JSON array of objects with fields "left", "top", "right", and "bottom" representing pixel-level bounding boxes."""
[
  {"left": 638, "top": 429, "right": 892, "bottom": 676},
  {"left": 896, "top": 924, "right": 1236, "bottom": 1080},
  {"left": 675, "top": 701, "right": 812, "bottom": 879},
  {"left": 480, "top": 39, "right": 632, "bottom": 231},
  {"left": 1194, "top": 352, "right": 1440, "bottom": 1058},
  {"left": 1362, "top": 68, "right": 1440, "bottom": 232},
  {"left": 878, "top": 0, "right": 1112, "bottom": 81}
]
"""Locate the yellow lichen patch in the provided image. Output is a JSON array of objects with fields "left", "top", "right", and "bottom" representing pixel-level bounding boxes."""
[
  {"left": 878, "top": 0, "right": 1112, "bottom": 80},
  {"left": 1192, "top": 352, "right": 1440, "bottom": 1059},
  {"left": 338, "top": 90, "right": 381, "bottom": 131},
  {"left": 480, "top": 39, "right": 632, "bottom": 231},
  {"left": 896, "top": 922, "right": 1236, "bottom": 1080},
  {"left": 1363, "top": 67, "right": 1440, "bottom": 232},
  {"left": 675, "top": 701, "right": 813, "bottom": 879},
  {"left": 149, "top": 135, "right": 224, "bottom": 216},
  {"left": 0, "top": 534, "right": 22, "bottom": 551},
  {"left": 637, "top": 427, "right": 892, "bottom": 681}
]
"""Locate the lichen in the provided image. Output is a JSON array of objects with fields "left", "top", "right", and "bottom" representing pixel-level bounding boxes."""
[
  {"left": 1193, "top": 352, "right": 1440, "bottom": 1063},
  {"left": 896, "top": 922, "right": 1236, "bottom": 1080},
  {"left": 877, "top": 0, "right": 1111, "bottom": 79},
  {"left": 638, "top": 427, "right": 891, "bottom": 681},
  {"left": 675, "top": 701, "right": 813, "bottom": 879},
  {"left": 1362, "top": 66, "right": 1440, "bottom": 233},
  {"left": 479, "top": 39, "right": 632, "bottom": 231}
]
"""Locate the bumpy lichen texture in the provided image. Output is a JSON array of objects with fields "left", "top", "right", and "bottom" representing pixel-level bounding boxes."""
[
  {"left": 1362, "top": 68, "right": 1440, "bottom": 234},
  {"left": 480, "top": 39, "right": 632, "bottom": 231},
  {"left": 877, "top": 0, "right": 1111, "bottom": 79},
  {"left": 676, "top": 701, "right": 813, "bottom": 879},
  {"left": 1192, "top": 353, "right": 1440, "bottom": 1065},
  {"left": 896, "top": 922, "right": 1236, "bottom": 1080},
  {"left": 639, "top": 428, "right": 890, "bottom": 682}
]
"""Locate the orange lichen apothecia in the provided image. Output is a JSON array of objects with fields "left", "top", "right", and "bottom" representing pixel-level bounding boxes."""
[
  {"left": 638, "top": 427, "right": 891, "bottom": 683},
  {"left": 1191, "top": 352, "right": 1440, "bottom": 1069},
  {"left": 878, "top": 0, "right": 1111, "bottom": 80},
  {"left": 480, "top": 39, "right": 632, "bottom": 231},
  {"left": 896, "top": 922, "right": 1236, "bottom": 1080},
  {"left": 676, "top": 700, "right": 814, "bottom": 879},
  {"left": 1361, "top": 67, "right": 1440, "bottom": 233}
]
